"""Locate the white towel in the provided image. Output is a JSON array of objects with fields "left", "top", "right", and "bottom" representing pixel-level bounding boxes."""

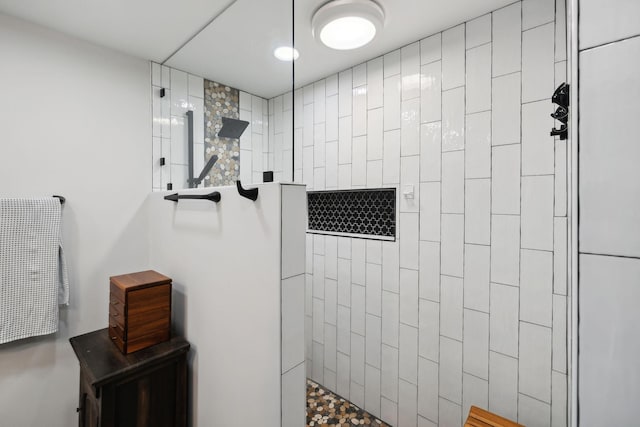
[
  {"left": 0, "top": 197, "right": 68, "bottom": 344},
  {"left": 58, "top": 239, "right": 69, "bottom": 305}
]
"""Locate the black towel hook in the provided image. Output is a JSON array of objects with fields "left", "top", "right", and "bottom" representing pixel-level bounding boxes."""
[
  {"left": 236, "top": 180, "right": 258, "bottom": 201},
  {"left": 52, "top": 195, "right": 65, "bottom": 204}
]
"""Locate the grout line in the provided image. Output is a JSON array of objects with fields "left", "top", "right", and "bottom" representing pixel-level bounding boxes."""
[
  {"left": 462, "top": 370, "right": 489, "bottom": 382},
  {"left": 466, "top": 40, "right": 493, "bottom": 51},
  {"left": 437, "top": 32, "right": 444, "bottom": 421},
  {"left": 492, "top": 70, "right": 522, "bottom": 79},
  {"left": 492, "top": 141, "right": 522, "bottom": 148},
  {"left": 519, "top": 319, "right": 553, "bottom": 329},
  {"left": 523, "top": 20, "right": 556, "bottom": 33},
  {"left": 521, "top": 97, "right": 553, "bottom": 106},
  {"left": 462, "top": 305, "right": 491, "bottom": 316},
  {"left": 489, "top": 348, "right": 519, "bottom": 361},
  {"left": 486, "top": 5, "right": 496, "bottom": 415},
  {"left": 521, "top": 172, "right": 556, "bottom": 177},
  {"left": 519, "top": 391, "right": 552, "bottom": 406},
  {"left": 466, "top": 108, "right": 493, "bottom": 116},
  {"left": 579, "top": 251, "right": 640, "bottom": 261},
  {"left": 438, "top": 395, "right": 462, "bottom": 408},
  {"left": 579, "top": 33, "right": 640, "bottom": 53},
  {"left": 443, "top": 84, "right": 466, "bottom": 92},
  {"left": 516, "top": 2, "right": 524, "bottom": 421}
]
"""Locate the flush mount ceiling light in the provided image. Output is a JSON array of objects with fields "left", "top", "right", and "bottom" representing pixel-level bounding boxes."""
[
  {"left": 312, "top": 0, "right": 385, "bottom": 50},
  {"left": 274, "top": 46, "right": 300, "bottom": 61}
]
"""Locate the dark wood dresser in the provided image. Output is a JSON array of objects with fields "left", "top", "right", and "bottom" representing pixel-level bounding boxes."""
[{"left": 69, "top": 328, "right": 189, "bottom": 427}]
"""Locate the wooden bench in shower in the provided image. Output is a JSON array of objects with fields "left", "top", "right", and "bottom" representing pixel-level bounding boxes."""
[{"left": 465, "top": 405, "right": 524, "bottom": 427}]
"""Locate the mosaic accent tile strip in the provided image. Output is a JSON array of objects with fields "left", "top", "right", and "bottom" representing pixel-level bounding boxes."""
[
  {"left": 307, "top": 380, "right": 391, "bottom": 427},
  {"left": 307, "top": 189, "right": 396, "bottom": 238},
  {"left": 203, "top": 79, "right": 240, "bottom": 186}
]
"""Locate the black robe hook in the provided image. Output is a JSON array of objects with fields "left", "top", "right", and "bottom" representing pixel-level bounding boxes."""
[
  {"left": 52, "top": 195, "right": 66, "bottom": 204},
  {"left": 236, "top": 180, "right": 258, "bottom": 201}
]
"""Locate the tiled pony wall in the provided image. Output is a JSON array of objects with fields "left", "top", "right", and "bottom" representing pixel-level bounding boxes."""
[
  {"left": 151, "top": 63, "right": 272, "bottom": 190},
  {"left": 295, "top": 1, "right": 569, "bottom": 426}
]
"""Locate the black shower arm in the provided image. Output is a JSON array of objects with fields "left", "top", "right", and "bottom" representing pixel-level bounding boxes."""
[
  {"left": 190, "top": 155, "right": 219, "bottom": 188},
  {"left": 236, "top": 180, "right": 258, "bottom": 201}
]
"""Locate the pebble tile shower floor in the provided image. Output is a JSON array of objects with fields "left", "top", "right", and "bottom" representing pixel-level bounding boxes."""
[{"left": 306, "top": 380, "right": 391, "bottom": 426}]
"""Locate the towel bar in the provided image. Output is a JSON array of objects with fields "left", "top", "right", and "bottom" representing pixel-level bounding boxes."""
[{"left": 164, "top": 191, "right": 221, "bottom": 203}]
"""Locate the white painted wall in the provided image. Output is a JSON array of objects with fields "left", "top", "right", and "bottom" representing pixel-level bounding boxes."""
[
  {"left": 147, "top": 183, "right": 306, "bottom": 427},
  {"left": 0, "top": 13, "right": 151, "bottom": 426}
]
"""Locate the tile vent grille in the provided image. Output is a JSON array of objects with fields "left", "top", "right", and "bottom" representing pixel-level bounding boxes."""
[{"left": 307, "top": 188, "right": 396, "bottom": 239}]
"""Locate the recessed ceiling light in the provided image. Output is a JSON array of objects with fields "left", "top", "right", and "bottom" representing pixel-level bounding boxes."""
[
  {"left": 273, "top": 46, "right": 300, "bottom": 61},
  {"left": 312, "top": 0, "right": 385, "bottom": 50}
]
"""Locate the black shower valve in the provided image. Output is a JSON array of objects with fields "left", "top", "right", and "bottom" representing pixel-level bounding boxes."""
[
  {"left": 552, "top": 83, "right": 570, "bottom": 107},
  {"left": 551, "top": 106, "right": 569, "bottom": 124}
]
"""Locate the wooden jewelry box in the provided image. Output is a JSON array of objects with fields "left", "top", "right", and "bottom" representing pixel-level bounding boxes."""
[{"left": 108, "top": 270, "right": 172, "bottom": 354}]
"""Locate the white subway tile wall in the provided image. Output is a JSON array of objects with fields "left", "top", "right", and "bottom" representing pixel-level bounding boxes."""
[
  {"left": 578, "top": 0, "right": 640, "bottom": 424},
  {"left": 296, "top": 1, "right": 567, "bottom": 425}
]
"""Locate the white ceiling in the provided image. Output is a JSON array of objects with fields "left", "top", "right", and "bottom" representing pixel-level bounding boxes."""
[
  {"left": 0, "top": 0, "right": 514, "bottom": 99},
  {"left": 165, "top": 0, "right": 293, "bottom": 99},
  {"left": 0, "top": 0, "right": 234, "bottom": 62}
]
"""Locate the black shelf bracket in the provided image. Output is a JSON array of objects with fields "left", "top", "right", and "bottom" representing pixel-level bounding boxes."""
[
  {"left": 236, "top": 180, "right": 258, "bottom": 201},
  {"left": 164, "top": 191, "right": 221, "bottom": 203}
]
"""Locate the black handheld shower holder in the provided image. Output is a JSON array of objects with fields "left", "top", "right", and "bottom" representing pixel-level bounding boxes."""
[{"left": 550, "top": 83, "right": 569, "bottom": 140}]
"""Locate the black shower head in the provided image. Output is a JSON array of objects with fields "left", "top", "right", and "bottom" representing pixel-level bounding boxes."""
[{"left": 218, "top": 117, "right": 250, "bottom": 139}]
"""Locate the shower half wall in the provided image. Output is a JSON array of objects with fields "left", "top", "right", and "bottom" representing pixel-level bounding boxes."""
[{"left": 147, "top": 182, "right": 306, "bottom": 427}]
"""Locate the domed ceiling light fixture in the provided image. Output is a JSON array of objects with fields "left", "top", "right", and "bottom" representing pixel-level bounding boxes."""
[{"left": 312, "top": 0, "right": 385, "bottom": 50}]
